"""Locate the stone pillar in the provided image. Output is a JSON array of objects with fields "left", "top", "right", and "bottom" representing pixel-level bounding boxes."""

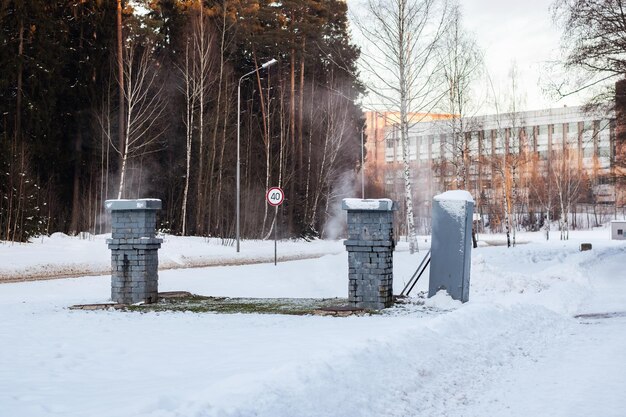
[
  {"left": 105, "top": 199, "right": 163, "bottom": 304},
  {"left": 342, "top": 198, "right": 395, "bottom": 310},
  {"left": 428, "top": 190, "right": 474, "bottom": 303}
]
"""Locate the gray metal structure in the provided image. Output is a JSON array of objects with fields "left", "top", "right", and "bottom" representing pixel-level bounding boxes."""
[
  {"left": 343, "top": 198, "right": 395, "bottom": 310},
  {"left": 105, "top": 199, "right": 163, "bottom": 304},
  {"left": 428, "top": 192, "right": 474, "bottom": 303},
  {"left": 610, "top": 220, "right": 626, "bottom": 240}
]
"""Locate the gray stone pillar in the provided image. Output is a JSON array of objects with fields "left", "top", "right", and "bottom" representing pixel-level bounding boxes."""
[
  {"left": 428, "top": 191, "right": 474, "bottom": 303},
  {"left": 342, "top": 198, "right": 395, "bottom": 310},
  {"left": 105, "top": 199, "right": 163, "bottom": 304}
]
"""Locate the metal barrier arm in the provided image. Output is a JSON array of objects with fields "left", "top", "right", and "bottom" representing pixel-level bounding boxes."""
[{"left": 400, "top": 249, "right": 431, "bottom": 297}]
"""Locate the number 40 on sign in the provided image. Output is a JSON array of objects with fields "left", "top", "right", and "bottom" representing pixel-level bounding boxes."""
[{"left": 266, "top": 187, "right": 284, "bottom": 206}]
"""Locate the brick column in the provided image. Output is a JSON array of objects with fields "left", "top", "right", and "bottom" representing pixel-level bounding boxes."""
[
  {"left": 342, "top": 198, "right": 396, "bottom": 310},
  {"left": 105, "top": 199, "right": 162, "bottom": 304}
]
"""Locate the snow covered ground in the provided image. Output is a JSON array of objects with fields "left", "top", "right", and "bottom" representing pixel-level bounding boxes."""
[
  {"left": 1, "top": 229, "right": 625, "bottom": 416},
  {"left": 0, "top": 234, "right": 344, "bottom": 282}
]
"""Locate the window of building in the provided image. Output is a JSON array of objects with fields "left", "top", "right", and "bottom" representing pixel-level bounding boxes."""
[
  {"left": 409, "top": 136, "right": 417, "bottom": 160},
  {"left": 597, "top": 120, "right": 611, "bottom": 158},
  {"left": 431, "top": 135, "right": 440, "bottom": 158},
  {"left": 581, "top": 121, "right": 594, "bottom": 156},
  {"left": 487, "top": 130, "right": 494, "bottom": 154},
  {"left": 418, "top": 136, "right": 429, "bottom": 160},
  {"left": 536, "top": 125, "right": 548, "bottom": 156},
  {"left": 598, "top": 144, "right": 611, "bottom": 158},
  {"left": 441, "top": 134, "right": 452, "bottom": 158},
  {"left": 537, "top": 125, "right": 547, "bottom": 136},
  {"left": 493, "top": 130, "right": 505, "bottom": 155},
  {"left": 567, "top": 122, "right": 578, "bottom": 135},
  {"left": 598, "top": 175, "right": 614, "bottom": 185},
  {"left": 565, "top": 122, "right": 580, "bottom": 151},
  {"left": 517, "top": 127, "right": 526, "bottom": 153},
  {"left": 470, "top": 132, "right": 479, "bottom": 154},
  {"left": 618, "top": 229, "right": 623, "bottom": 236},
  {"left": 551, "top": 124, "right": 563, "bottom": 150}
]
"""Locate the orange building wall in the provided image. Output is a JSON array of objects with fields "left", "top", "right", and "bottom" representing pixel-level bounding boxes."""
[{"left": 363, "top": 111, "right": 453, "bottom": 197}]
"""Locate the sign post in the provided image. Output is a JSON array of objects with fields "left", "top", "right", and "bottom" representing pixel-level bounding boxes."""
[{"left": 266, "top": 187, "right": 285, "bottom": 265}]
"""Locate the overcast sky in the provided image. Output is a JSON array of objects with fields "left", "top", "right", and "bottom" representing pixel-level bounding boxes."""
[
  {"left": 349, "top": 0, "right": 588, "bottom": 114},
  {"left": 461, "top": 0, "right": 581, "bottom": 111}
]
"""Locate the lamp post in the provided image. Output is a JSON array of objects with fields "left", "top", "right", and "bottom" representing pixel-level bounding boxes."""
[
  {"left": 361, "top": 127, "right": 365, "bottom": 199},
  {"left": 237, "top": 58, "right": 277, "bottom": 252}
]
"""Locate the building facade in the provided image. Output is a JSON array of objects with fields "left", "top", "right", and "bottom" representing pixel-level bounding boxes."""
[
  {"left": 366, "top": 105, "right": 621, "bottom": 233},
  {"left": 363, "top": 111, "right": 453, "bottom": 197}
]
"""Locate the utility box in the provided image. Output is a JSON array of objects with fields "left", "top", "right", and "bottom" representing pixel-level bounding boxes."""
[
  {"left": 610, "top": 220, "right": 626, "bottom": 240},
  {"left": 428, "top": 191, "right": 474, "bottom": 303}
]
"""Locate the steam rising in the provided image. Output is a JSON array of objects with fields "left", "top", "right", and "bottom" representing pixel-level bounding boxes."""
[{"left": 323, "top": 170, "right": 357, "bottom": 240}]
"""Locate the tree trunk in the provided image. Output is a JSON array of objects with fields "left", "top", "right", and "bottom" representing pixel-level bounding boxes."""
[
  {"left": 298, "top": 40, "right": 305, "bottom": 182},
  {"left": 288, "top": 50, "right": 296, "bottom": 235},
  {"left": 16, "top": 17, "right": 23, "bottom": 143},
  {"left": 69, "top": 128, "right": 83, "bottom": 233},
  {"left": 196, "top": 0, "right": 206, "bottom": 237},
  {"left": 397, "top": 1, "right": 418, "bottom": 253},
  {"left": 117, "top": 147, "right": 129, "bottom": 199},
  {"left": 215, "top": 79, "right": 230, "bottom": 236},
  {"left": 181, "top": 40, "right": 195, "bottom": 236},
  {"left": 116, "top": 0, "right": 125, "bottom": 170},
  {"left": 304, "top": 78, "right": 314, "bottom": 224},
  {"left": 204, "top": 0, "right": 227, "bottom": 235}
]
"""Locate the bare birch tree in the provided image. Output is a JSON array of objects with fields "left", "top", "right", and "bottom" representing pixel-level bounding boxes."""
[
  {"left": 552, "top": 144, "right": 583, "bottom": 240},
  {"left": 528, "top": 162, "right": 555, "bottom": 240},
  {"left": 353, "top": 0, "right": 450, "bottom": 253},
  {"left": 438, "top": 4, "right": 482, "bottom": 190},
  {"left": 308, "top": 79, "right": 353, "bottom": 232},
  {"left": 115, "top": 41, "right": 167, "bottom": 198},
  {"left": 179, "top": 39, "right": 198, "bottom": 236},
  {"left": 486, "top": 63, "right": 527, "bottom": 247},
  {"left": 177, "top": 2, "right": 216, "bottom": 236},
  {"left": 203, "top": 0, "right": 235, "bottom": 237}
]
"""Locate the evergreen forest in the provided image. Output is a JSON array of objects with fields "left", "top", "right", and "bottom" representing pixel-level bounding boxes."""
[{"left": 0, "top": 0, "right": 364, "bottom": 242}]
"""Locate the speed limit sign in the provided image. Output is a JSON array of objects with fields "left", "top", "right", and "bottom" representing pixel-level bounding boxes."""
[{"left": 266, "top": 187, "right": 285, "bottom": 206}]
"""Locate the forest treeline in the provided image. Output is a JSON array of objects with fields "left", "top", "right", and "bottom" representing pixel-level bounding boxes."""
[{"left": 0, "top": 0, "right": 364, "bottom": 242}]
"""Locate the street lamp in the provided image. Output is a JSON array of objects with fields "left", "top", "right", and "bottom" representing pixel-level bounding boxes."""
[
  {"left": 237, "top": 58, "right": 277, "bottom": 252},
  {"left": 361, "top": 127, "right": 365, "bottom": 199}
]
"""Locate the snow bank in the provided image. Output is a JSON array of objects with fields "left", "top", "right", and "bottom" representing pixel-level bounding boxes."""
[
  {"left": 1, "top": 229, "right": 626, "bottom": 416},
  {"left": 0, "top": 235, "right": 344, "bottom": 282}
]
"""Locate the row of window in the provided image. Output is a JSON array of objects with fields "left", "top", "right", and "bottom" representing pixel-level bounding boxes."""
[{"left": 386, "top": 120, "right": 614, "bottom": 163}]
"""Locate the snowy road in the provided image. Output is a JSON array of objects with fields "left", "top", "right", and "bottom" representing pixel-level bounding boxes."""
[{"left": 1, "top": 231, "right": 625, "bottom": 416}]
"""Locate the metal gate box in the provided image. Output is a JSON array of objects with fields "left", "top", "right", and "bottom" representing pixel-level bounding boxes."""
[{"left": 428, "top": 190, "right": 474, "bottom": 303}]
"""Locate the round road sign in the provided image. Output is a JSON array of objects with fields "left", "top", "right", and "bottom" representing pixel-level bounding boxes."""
[{"left": 266, "top": 187, "right": 285, "bottom": 206}]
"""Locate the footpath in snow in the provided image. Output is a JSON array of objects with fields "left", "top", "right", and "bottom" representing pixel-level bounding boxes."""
[
  {"left": 0, "top": 234, "right": 344, "bottom": 282},
  {"left": 0, "top": 230, "right": 625, "bottom": 416}
]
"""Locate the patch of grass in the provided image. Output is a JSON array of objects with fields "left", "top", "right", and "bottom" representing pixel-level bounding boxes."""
[{"left": 123, "top": 295, "right": 367, "bottom": 316}]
